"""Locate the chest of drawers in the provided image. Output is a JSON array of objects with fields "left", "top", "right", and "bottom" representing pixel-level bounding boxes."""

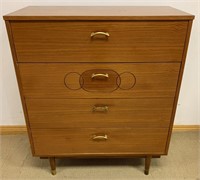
[{"left": 4, "top": 6, "right": 194, "bottom": 175}]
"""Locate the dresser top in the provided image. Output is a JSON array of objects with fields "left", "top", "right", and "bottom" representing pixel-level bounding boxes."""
[{"left": 3, "top": 6, "right": 194, "bottom": 21}]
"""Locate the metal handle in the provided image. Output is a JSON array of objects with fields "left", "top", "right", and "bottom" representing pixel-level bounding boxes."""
[
  {"left": 91, "top": 73, "right": 109, "bottom": 79},
  {"left": 91, "top": 32, "right": 110, "bottom": 38},
  {"left": 93, "top": 105, "right": 108, "bottom": 112},
  {"left": 92, "top": 134, "right": 108, "bottom": 141}
]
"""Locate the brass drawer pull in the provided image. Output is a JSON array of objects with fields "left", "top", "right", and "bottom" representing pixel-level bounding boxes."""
[
  {"left": 93, "top": 105, "right": 108, "bottom": 112},
  {"left": 91, "top": 32, "right": 110, "bottom": 38},
  {"left": 92, "top": 134, "right": 108, "bottom": 141},
  {"left": 91, "top": 73, "right": 109, "bottom": 79}
]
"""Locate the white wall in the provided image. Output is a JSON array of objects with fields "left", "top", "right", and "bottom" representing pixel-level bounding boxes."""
[{"left": 0, "top": 0, "right": 199, "bottom": 125}]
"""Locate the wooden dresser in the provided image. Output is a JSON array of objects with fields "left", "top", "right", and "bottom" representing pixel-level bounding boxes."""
[{"left": 4, "top": 6, "right": 194, "bottom": 175}]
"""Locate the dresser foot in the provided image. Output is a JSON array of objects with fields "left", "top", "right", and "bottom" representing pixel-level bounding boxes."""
[
  {"left": 51, "top": 169, "right": 56, "bottom": 175},
  {"left": 144, "top": 155, "right": 152, "bottom": 175},
  {"left": 49, "top": 157, "right": 56, "bottom": 175}
]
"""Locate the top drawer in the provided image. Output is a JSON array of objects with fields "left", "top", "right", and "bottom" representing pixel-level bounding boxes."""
[{"left": 11, "top": 21, "right": 188, "bottom": 63}]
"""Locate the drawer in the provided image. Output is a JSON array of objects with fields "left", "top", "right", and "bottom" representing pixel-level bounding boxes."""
[
  {"left": 19, "top": 63, "right": 180, "bottom": 98},
  {"left": 26, "top": 98, "right": 174, "bottom": 129},
  {"left": 32, "top": 128, "right": 168, "bottom": 156},
  {"left": 11, "top": 21, "right": 187, "bottom": 62}
]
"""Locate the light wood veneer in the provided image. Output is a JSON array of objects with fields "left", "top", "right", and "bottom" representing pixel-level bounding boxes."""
[
  {"left": 19, "top": 63, "right": 180, "bottom": 98},
  {"left": 4, "top": 6, "right": 194, "bottom": 176},
  {"left": 12, "top": 21, "right": 187, "bottom": 62},
  {"left": 27, "top": 98, "right": 174, "bottom": 129}
]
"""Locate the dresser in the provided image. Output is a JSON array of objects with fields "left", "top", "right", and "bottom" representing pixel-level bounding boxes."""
[{"left": 4, "top": 6, "right": 194, "bottom": 175}]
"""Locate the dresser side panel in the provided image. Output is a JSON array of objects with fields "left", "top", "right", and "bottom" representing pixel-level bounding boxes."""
[
  {"left": 5, "top": 21, "right": 35, "bottom": 155},
  {"left": 165, "top": 20, "right": 193, "bottom": 154}
]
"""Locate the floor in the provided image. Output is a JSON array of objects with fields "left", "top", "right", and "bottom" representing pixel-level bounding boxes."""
[{"left": 0, "top": 131, "right": 199, "bottom": 180}]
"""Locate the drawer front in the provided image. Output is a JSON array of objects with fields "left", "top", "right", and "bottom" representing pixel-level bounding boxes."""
[
  {"left": 19, "top": 63, "right": 180, "bottom": 98},
  {"left": 32, "top": 128, "right": 168, "bottom": 156},
  {"left": 26, "top": 98, "right": 174, "bottom": 129},
  {"left": 12, "top": 21, "right": 187, "bottom": 62}
]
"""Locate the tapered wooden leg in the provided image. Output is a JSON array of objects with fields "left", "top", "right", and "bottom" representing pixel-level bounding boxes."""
[
  {"left": 144, "top": 155, "right": 152, "bottom": 175},
  {"left": 49, "top": 157, "right": 56, "bottom": 175}
]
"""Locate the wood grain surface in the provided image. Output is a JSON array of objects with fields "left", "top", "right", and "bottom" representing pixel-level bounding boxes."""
[
  {"left": 5, "top": 21, "right": 35, "bottom": 155},
  {"left": 32, "top": 128, "right": 168, "bottom": 156},
  {"left": 165, "top": 20, "right": 194, "bottom": 153},
  {"left": 11, "top": 21, "right": 187, "bottom": 62},
  {"left": 4, "top": 7, "right": 194, "bottom": 173},
  {"left": 26, "top": 98, "right": 174, "bottom": 129},
  {"left": 19, "top": 63, "right": 180, "bottom": 98},
  {"left": 1, "top": 125, "right": 199, "bottom": 135},
  {"left": 3, "top": 6, "right": 194, "bottom": 20}
]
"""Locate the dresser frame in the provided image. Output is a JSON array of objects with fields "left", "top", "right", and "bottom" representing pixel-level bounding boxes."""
[{"left": 4, "top": 6, "right": 194, "bottom": 175}]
